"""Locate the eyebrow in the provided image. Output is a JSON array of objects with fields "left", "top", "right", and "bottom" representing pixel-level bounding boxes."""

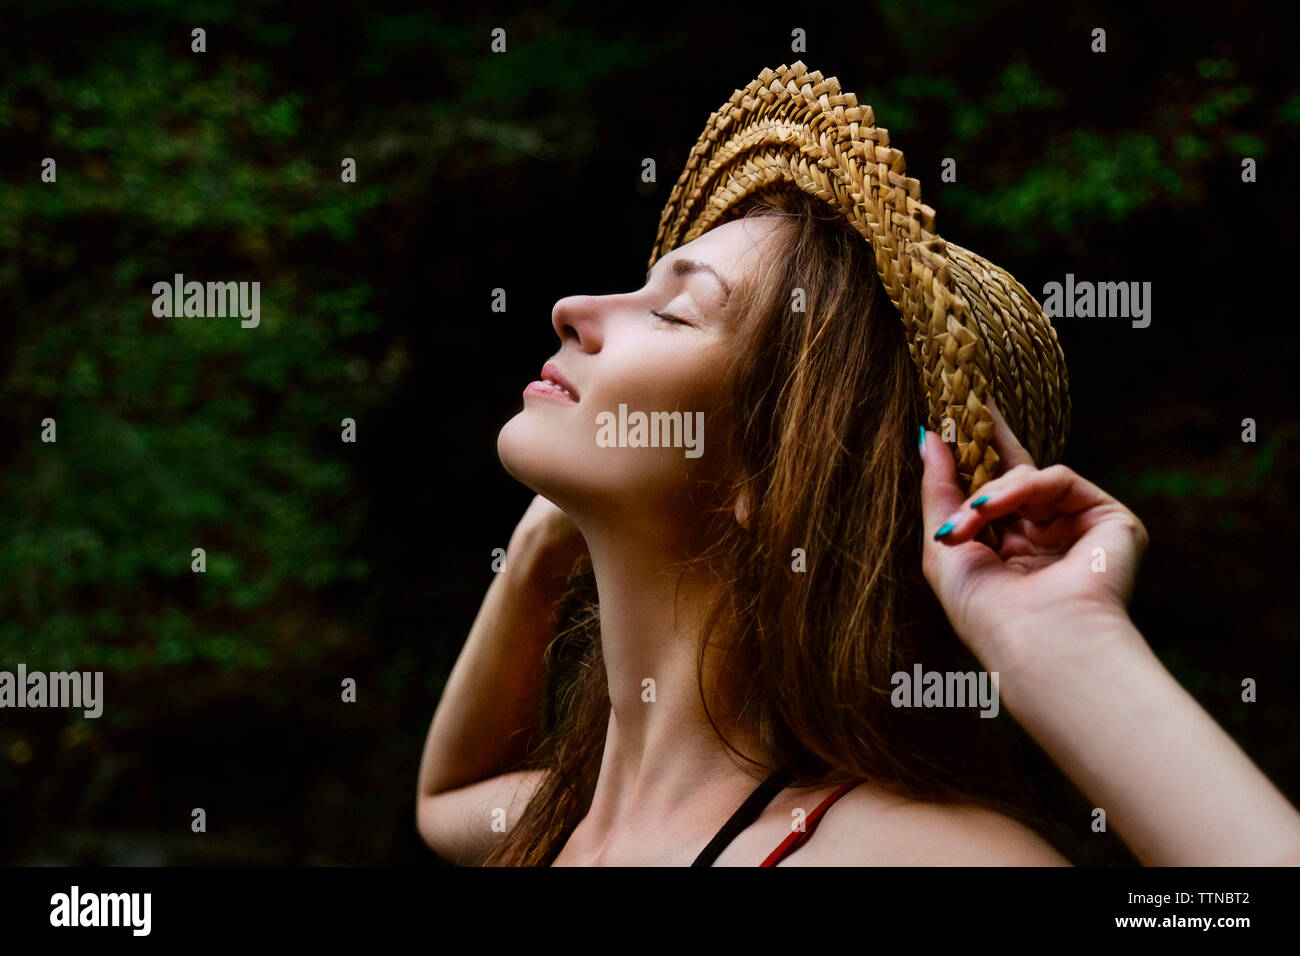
[{"left": 646, "top": 257, "right": 733, "bottom": 301}]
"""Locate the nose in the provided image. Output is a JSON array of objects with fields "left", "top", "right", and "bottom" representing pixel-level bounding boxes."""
[{"left": 551, "top": 294, "right": 605, "bottom": 352}]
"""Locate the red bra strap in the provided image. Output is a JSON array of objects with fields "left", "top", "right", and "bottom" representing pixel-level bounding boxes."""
[{"left": 759, "top": 780, "right": 863, "bottom": 866}]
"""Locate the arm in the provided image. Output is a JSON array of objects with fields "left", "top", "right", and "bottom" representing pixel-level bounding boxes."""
[
  {"left": 416, "top": 569, "right": 551, "bottom": 797},
  {"left": 918, "top": 401, "right": 1300, "bottom": 866},
  {"left": 988, "top": 609, "right": 1300, "bottom": 865},
  {"left": 416, "top": 495, "right": 587, "bottom": 857}
]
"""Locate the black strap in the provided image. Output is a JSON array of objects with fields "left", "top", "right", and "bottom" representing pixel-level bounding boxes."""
[{"left": 690, "top": 768, "right": 793, "bottom": 867}]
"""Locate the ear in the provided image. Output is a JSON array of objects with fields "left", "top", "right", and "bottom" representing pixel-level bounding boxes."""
[{"left": 734, "top": 485, "right": 752, "bottom": 530}]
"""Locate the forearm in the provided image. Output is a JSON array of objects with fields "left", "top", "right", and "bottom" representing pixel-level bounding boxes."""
[
  {"left": 987, "top": 613, "right": 1300, "bottom": 865},
  {"left": 417, "top": 565, "right": 560, "bottom": 799}
]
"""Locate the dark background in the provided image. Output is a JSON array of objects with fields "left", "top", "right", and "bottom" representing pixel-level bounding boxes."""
[{"left": 1, "top": 0, "right": 1296, "bottom": 865}]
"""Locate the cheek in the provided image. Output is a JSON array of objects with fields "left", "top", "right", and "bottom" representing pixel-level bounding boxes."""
[
  {"left": 595, "top": 334, "right": 729, "bottom": 415},
  {"left": 585, "top": 338, "right": 733, "bottom": 486}
]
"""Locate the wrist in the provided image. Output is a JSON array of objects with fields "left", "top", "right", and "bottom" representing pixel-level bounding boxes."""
[
  {"left": 500, "top": 540, "right": 581, "bottom": 610},
  {"left": 980, "top": 609, "right": 1163, "bottom": 727},
  {"left": 499, "top": 553, "right": 563, "bottom": 607},
  {"left": 983, "top": 603, "right": 1146, "bottom": 679}
]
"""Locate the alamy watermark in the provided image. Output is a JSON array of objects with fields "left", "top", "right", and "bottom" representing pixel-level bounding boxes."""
[
  {"left": 151, "top": 273, "right": 260, "bottom": 328},
  {"left": 1042, "top": 274, "right": 1151, "bottom": 328},
  {"left": 595, "top": 404, "right": 704, "bottom": 459},
  {"left": 891, "top": 664, "right": 1000, "bottom": 718},
  {"left": 0, "top": 664, "right": 103, "bottom": 718},
  {"left": 50, "top": 886, "right": 150, "bottom": 936}
]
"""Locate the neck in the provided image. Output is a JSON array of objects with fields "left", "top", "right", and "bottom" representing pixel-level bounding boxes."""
[{"left": 571, "top": 512, "right": 771, "bottom": 841}]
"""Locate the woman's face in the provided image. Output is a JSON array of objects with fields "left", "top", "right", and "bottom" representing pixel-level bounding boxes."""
[{"left": 497, "top": 216, "right": 786, "bottom": 530}]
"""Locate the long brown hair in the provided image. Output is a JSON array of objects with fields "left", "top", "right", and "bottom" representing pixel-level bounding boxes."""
[{"left": 484, "top": 186, "right": 1055, "bottom": 866}]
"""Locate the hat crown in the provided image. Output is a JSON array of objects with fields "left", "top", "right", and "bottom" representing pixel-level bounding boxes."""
[{"left": 650, "top": 61, "right": 1070, "bottom": 495}]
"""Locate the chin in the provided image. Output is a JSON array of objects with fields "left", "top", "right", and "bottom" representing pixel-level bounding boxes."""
[
  {"left": 498, "top": 408, "right": 704, "bottom": 527},
  {"left": 496, "top": 412, "right": 540, "bottom": 488},
  {"left": 498, "top": 412, "right": 582, "bottom": 505},
  {"left": 501, "top": 416, "right": 639, "bottom": 521}
]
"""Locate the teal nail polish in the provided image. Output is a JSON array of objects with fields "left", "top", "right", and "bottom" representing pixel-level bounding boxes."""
[
  {"left": 970, "top": 495, "right": 990, "bottom": 509},
  {"left": 918, "top": 425, "right": 926, "bottom": 449},
  {"left": 934, "top": 519, "right": 955, "bottom": 540}
]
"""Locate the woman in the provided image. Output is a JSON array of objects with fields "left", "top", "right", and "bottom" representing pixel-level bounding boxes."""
[{"left": 416, "top": 65, "right": 1300, "bottom": 866}]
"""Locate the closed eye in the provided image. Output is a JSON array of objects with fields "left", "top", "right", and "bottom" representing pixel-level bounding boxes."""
[{"left": 651, "top": 310, "right": 691, "bottom": 327}]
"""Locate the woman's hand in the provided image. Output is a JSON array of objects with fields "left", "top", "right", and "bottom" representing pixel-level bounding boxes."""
[
  {"left": 918, "top": 398, "right": 1149, "bottom": 659},
  {"left": 504, "top": 494, "right": 589, "bottom": 595},
  {"left": 918, "top": 402, "right": 1300, "bottom": 865}
]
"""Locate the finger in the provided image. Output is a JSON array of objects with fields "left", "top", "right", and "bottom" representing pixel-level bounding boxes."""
[
  {"left": 919, "top": 425, "right": 966, "bottom": 537},
  {"left": 932, "top": 463, "right": 1115, "bottom": 545},
  {"left": 994, "top": 515, "right": 1083, "bottom": 557},
  {"left": 919, "top": 425, "right": 1007, "bottom": 600},
  {"left": 985, "top": 395, "right": 1036, "bottom": 471},
  {"left": 993, "top": 528, "right": 1037, "bottom": 557}
]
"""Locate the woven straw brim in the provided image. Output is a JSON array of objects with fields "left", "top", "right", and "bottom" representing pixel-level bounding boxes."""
[{"left": 648, "top": 61, "right": 1070, "bottom": 496}]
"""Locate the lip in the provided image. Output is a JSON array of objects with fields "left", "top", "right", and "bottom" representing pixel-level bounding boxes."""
[
  {"left": 523, "top": 379, "right": 578, "bottom": 404},
  {"left": 538, "top": 360, "right": 580, "bottom": 401}
]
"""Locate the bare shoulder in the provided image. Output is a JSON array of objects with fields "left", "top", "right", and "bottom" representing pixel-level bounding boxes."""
[{"left": 787, "top": 783, "right": 1071, "bottom": 866}]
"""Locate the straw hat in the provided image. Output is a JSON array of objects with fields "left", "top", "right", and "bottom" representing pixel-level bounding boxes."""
[{"left": 648, "top": 61, "right": 1070, "bottom": 497}]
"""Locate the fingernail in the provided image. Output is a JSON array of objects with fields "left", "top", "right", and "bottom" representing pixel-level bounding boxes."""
[
  {"left": 918, "top": 425, "right": 926, "bottom": 450},
  {"left": 970, "top": 494, "right": 990, "bottom": 508},
  {"left": 934, "top": 519, "right": 955, "bottom": 540}
]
